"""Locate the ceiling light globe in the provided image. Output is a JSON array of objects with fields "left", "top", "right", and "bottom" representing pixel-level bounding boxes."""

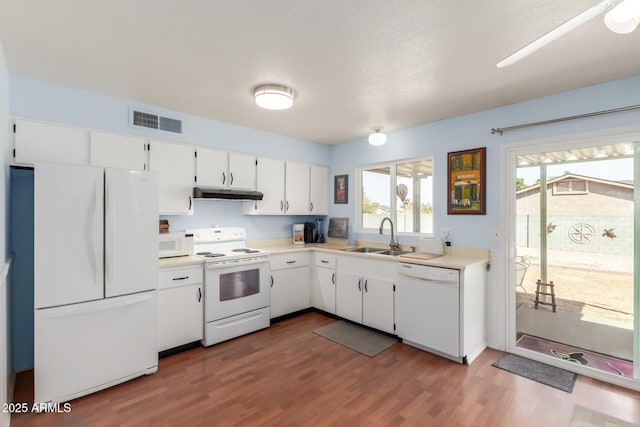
[
  {"left": 368, "top": 131, "right": 387, "bottom": 146},
  {"left": 254, "top": 85, "right": 294, "bottom": 110},
  {"left": 605, "top": 0, "right": 640, "bottom": 34}
]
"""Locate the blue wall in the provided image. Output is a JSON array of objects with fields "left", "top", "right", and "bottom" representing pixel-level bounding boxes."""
[
  {"left": 9, "top": 168, "right": 33, "bottom": 371},
  {"left": 332, "top": 74, "right": 640, "bottom": 249},
  {"left": 9, "top": 73, "right": 640, "bottom": 247},
  {"left": 7, "top": 71, "right": 640, "bottom": 368},
  {"left": 10, "top": 75, "right": 332, "bottom": 237},
  {"left": 9, "top": 74, "right": 640, "bottom": 247}
]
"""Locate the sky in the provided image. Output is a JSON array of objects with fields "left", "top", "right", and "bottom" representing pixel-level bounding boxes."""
[{"left": 517, "top": 157, "right": 634, "bottom": 186}]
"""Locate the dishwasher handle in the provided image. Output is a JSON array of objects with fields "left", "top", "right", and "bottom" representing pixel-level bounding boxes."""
[{"left": 399, "top": 262, "right": 459, "bottom": 283}]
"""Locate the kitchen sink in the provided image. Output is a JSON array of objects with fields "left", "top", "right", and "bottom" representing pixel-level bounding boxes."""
[
  {"left": 343, "top": 246, "right": 386, "bottom": 253},
  {"left": 377, "top": 249, "right": 412, "bottom": 256},
  {"left": 343, "top": 247, "right": 411, "bottom": 256}
]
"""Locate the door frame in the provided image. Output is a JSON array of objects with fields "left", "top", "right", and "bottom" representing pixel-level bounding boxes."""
[{"left": 499, "top": 123, "right": 640, "bottom": 391}]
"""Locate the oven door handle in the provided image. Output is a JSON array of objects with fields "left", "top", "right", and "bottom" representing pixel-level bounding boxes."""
[{"left": 205, "top": 258, "right": 270, "bottom": 270}]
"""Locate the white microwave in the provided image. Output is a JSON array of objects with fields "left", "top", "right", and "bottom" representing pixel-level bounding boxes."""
[{"left": 158, "top": 233, "right": 194, "bottom": 258}]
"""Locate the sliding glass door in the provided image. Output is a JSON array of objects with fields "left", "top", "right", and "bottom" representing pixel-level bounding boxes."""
[{"left": 512, "top": 141, "right": 638, "bottom": 381}]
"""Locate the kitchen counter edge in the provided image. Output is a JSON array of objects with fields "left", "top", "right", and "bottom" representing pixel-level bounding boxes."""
[
  {"left": 159, "top": 255, "right": 204, "bottom": 269},
  {"left": 257, "top": 243, "right": 488, "bottom": 270}
]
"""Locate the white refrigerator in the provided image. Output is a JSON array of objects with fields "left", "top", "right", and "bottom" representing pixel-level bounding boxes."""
[{"left": 33, "top": 162, "right": 159, "bottom": 405}]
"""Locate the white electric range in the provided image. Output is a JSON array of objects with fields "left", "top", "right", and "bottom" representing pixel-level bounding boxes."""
[{"left": 187, "top": 227, "right": 270, "bottom": 346}]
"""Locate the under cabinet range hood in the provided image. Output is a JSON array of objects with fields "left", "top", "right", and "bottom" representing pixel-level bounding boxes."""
[{"left": 193, "top": 187, "right": 264, "bottom": 201}]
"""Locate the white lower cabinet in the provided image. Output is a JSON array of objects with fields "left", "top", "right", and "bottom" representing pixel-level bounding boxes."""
[
  {"left": 270, "top": 252, "right": 311, "bottom": 318},
  {"left": 311, "top": 253, "right": 337, "bottom": 314},
  {"left": 336, "top": 270, "right": 362, "bottom": 323},
  {"left": 158, "top": 265, "right": 203, "bottom": 352},
  {"left": 362, "top": 275, "right": 395, "bottom": 333},
  {"left": 335, "top": 256, "right": 396, "bottom": 334}
]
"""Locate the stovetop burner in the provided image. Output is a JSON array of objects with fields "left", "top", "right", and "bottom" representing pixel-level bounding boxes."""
[
  {"left": 231, "top": 248, "right": 261, "bottom": 253},
  {"left": 196, "top": 251, "right": 226, "bottom": 258}
]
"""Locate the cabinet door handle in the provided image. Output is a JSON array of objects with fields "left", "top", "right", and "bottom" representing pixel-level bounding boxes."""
[
  {"left": 357, "top": 278, "right": 361, "bottom": 292},
  {"left": 230, "top": 173, "right": 234, "bottom": 185},
  {"left": 280, "top": 200, "right": 284, "bottom": 211},
  {"left": 364, "top": 279, "right": 368, "bottom": 293},
  {"left": 332, "top": 272, "right": 335, "bottom": 284},
  {"left": 270, "top": 275, "right": 274, "bottom": 287},
  {"left": 188, "top": 196, "right": 192, "bottom": 210},
  {"left": 310, "top": 202, "right": 313, "bottom": 212},
  {"left": 286, "top": 260, "right": 296, "bottom": 264},
  {"left": 285, "top": 200, "right": 289, "bottom": 211},
  {"left": 222, "top": 172, "right": 226, "bottom": 185},
  {"left": 172, "top": 276, "right": 189, "bottom": 281},
  {"left": 198, "top": 287, "right": 202, "bottom": 302},
  {"left": 321, "top": 260, "right": 329, "bottom": 264}
]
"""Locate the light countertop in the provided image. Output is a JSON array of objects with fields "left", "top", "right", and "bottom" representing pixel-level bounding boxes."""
[
  {"left": 159, "top": 255, "right": 204, "bottom": 269},
  {"left": 249, "top": 239, "right": 488, "bottom": 270},
  {"left": 157, "top": 241, "right": 489, "bottom": 270}
]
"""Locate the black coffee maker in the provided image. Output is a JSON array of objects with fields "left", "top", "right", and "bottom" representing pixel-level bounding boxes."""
[{"left": 303, "top": 222, "right": 315, "bottom": 243}]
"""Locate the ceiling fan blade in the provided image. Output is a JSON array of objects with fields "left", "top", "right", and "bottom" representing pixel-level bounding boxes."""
[{"left": 497, "top": 0, "right": 622, "bottom": 68}]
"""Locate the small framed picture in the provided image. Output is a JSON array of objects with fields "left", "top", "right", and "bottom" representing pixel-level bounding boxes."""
[
  {"left": 334, "top": 174, "right": 348, "bottom": 204},
  {"left": 447, "top": 147, "right": 486, "bottom": 215}
]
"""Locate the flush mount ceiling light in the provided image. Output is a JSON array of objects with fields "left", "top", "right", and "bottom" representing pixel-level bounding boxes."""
[
  {"left": 497, "top": 0, "right": 640, "bottom": 68},
  {"left": 605, "top": 0, "right": 640, "bottom": 33},
  {"left": 253, "top": 84, "right": 294, "bottom": 110},
  {"left": 368, "top": 129, "right": 387, "bottom": 146}
]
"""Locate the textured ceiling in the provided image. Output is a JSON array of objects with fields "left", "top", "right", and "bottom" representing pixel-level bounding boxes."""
[{"left": 1, "top": 1, "right": 639, "bottom": 145}]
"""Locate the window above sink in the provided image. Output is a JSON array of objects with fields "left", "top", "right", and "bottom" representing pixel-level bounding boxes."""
[{"left": 357, "top": 156, "right": 434, "bottom": 236}]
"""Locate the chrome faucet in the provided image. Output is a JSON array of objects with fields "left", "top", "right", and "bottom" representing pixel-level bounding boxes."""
[{"left": 379, "top": 217, "right": 400, "bottom": 251}]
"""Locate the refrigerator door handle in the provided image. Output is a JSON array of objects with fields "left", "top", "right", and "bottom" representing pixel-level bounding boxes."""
[
  {"left": 88, "top": 178, "right": 102, "bottom": 289},
  {"left": 105, "top": 180, "right": 116, "bottom": 289},
  {"left": 39, "top": 293, "right": 153, "bottom": 318}
]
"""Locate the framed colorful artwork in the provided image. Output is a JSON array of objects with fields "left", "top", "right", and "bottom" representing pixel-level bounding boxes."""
[
  {"left": 447, "top": 147, "right": 486, "bottom": 215},
  {"left": 334, "top": 174, "right": 348, "bottom": 204}
]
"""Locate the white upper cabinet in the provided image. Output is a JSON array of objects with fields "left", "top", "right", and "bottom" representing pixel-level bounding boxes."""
[
  {"left": 245, "top": 158, "right": 329, "bottom": 215},
  {"left": 13, "top": 118, "right": 89, "bottom": 165},
  {"left": 229, "top": 152, "right": 257, "bottom": 190},
  {"left": 309, "top": 165, "right": 329, "bottom": 215},
  {"left": 89, "top": 131, "right": 147, "bottom": 171},
  {"left": 149, "top": 140, "right": 195, "bottom": 215},
  {"left": 284, "top": 161, "right": 310, "bottom": 215},
  {"left": 196, "top": 148, "right": 256, "bottom": 191},
  {"left": 196, "top": 147, "right": 227, "bottom": 188},
  {"left": 244, "top": 157, "right": 286, "bottom": 214}
]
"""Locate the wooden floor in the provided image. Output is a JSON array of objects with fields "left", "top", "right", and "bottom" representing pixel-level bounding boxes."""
[{"left": 10, "top": 312, "right": 640, "bottom": 426}]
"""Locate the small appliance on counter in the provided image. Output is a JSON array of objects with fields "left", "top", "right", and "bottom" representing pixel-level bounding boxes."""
[
  {"left": 315, "top": 218, "right": 325, "bottom": 243},
  {"left": 159, "top": 232, "right": 194, "bottom": 258},
  {"left": 304, "top": 221, "right": 316, "bottom": 243},
  {"left": 293, "top": 224, "right": 305, "bottom": 244},
  {"left": 328, "top": 217, "right": 349, "bottom": 239}
]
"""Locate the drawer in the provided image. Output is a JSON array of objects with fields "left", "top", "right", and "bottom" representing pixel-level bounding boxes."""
[
  {"left": 159, "top": 265, "right": 203, "bottom": 289},
  {"left": 270, "top": 252, "right": 310, "bottom": 270},
  {"left": 315, "top": 254, "right": 336, "bottom": 269}
]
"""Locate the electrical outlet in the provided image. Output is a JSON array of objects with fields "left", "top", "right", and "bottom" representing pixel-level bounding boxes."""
[{"left": 441, "top": 228, "right": 451, "bottom": 240}]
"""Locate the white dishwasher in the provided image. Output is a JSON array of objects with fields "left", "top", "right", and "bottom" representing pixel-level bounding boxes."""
[{"left": 396, "top": 261, "right": 461, "bottom": 361}]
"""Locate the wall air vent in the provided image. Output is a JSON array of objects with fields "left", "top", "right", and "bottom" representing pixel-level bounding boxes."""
[
  {"left": 130, "top": 109, "right": 183, "bottom": 134},
  {"left": 159, "top": 116, "right": 182, "bottom": 134}
]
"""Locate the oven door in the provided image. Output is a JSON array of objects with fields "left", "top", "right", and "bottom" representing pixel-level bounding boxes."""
[{"left": 204, "top": 258, "right": 270, "bottom": 321}]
